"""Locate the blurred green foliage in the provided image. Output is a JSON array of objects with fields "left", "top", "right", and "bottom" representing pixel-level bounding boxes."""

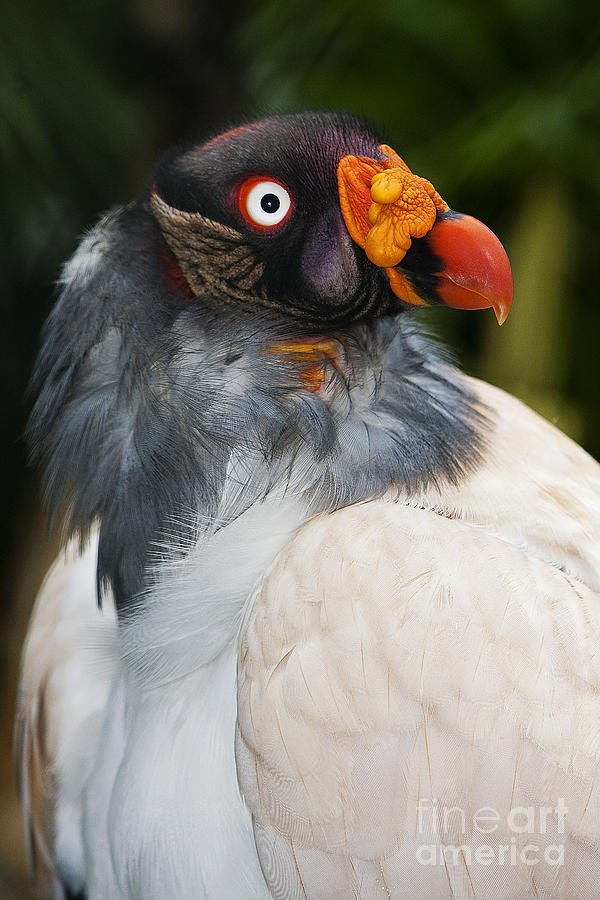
[{"left": 2, "top": 0, "right": 600, "bottom": 540}]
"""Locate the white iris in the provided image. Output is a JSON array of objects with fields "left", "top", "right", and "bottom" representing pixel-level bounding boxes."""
[{"left": 245, "top": 181, "right": 291, "bottom": 226}]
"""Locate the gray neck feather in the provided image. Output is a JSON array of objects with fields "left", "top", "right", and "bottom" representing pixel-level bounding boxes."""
[{"left": 28, "top": 204, "right": 490, "bottom": 613}]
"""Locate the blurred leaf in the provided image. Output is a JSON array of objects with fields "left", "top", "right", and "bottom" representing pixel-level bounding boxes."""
[{"left": 481, "top": 179, "right": 583, "bottom": 439}]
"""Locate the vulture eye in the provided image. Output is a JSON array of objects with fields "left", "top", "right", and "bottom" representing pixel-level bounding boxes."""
[{"left": 239, "top": 177, "right": 292, "bottom": 228}]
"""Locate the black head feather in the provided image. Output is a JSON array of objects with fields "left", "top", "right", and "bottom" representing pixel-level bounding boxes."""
[{"left": 150, "top": 112, "right": 394, "bottom": 328}]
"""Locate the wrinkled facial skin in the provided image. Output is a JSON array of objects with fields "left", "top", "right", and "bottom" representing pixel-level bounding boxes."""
[{"left": 150, "top": 113, "right": 394, "bottom": 329}]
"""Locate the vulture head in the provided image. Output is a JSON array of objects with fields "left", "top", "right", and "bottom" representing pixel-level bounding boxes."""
[
  {"left": 28, "top": 112, "right": 512, "bottom": 609},
  {"left": 151, "top": 113, "right": 512, "bottom": 329}
]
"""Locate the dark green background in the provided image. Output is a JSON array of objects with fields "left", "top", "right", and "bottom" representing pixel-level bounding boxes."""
[{"left": 1, "top": 1, "right": 598, "bottom": 894}]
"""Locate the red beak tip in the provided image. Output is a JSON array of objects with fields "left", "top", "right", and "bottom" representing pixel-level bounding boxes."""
[{"left": 428, "top": 213, "right": 514, "bottom": 321}]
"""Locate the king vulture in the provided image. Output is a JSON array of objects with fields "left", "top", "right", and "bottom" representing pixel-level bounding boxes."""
[{"left": 16, "top": 113, "right": 600, "bottom": 899}]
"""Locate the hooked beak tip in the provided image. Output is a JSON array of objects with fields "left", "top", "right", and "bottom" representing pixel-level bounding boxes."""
[{"left": 425, "top": 212, "right": 514, "bottom": 322}]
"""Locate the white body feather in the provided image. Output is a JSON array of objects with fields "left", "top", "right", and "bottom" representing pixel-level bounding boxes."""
[{"left": 17, "top": 377, "right": 600, "bottom": 898}]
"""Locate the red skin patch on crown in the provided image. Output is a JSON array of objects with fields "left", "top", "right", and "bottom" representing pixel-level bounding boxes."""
[{"left": 198, "top": 123, "right": 257, "bottom": 152}]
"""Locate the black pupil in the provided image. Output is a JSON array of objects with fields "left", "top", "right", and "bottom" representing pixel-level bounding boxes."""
[{"left": 261, "top": 193, "right": 280, "bottom": 214}]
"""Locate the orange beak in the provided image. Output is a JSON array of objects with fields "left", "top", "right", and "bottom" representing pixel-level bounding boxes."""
[{"left": 337, "top": 146, "right": 513, "bottom": 324}]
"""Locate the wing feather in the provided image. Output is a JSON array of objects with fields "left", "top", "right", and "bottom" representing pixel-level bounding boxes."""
[
  {"left": 237, "top": 500, "right": 600, "bottom": 899},
  {"left": 15, "top": 535, "right": 118, "bottom": 897},
  {"left": 16, "top": 672, "right": 54, "bottom": 896}
]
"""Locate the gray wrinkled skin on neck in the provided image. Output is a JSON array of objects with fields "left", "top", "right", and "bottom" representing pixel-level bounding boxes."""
[{"left": 28, "top": 203, "right": 490, "bottom": 612}]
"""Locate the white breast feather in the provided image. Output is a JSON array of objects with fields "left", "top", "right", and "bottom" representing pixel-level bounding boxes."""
[
  {"left": 237, "top": 500, "right": 600, "bottom": 899},
  {"left": 17, "top": 377, "right": 600, "bottom": 899}
]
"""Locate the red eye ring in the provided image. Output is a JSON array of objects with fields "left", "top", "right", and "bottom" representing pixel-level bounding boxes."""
[{"left": 238, "top": 176, "right": 293, "bottom": 230}]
